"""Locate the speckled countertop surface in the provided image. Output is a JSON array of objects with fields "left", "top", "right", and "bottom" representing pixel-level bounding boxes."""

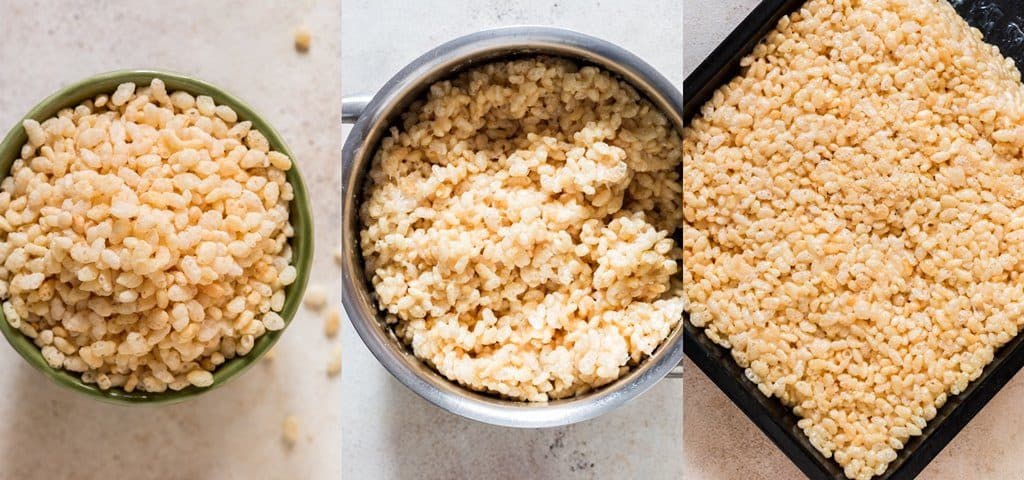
[
  {"left": 0, "top": 1, "right": 342, "bottom": 479},
  {"left": 683, "top": 1, "right": 1024, "bottom": 479},
  {"left": 341, "top": 1, "right": 683, "bottom": 479}
]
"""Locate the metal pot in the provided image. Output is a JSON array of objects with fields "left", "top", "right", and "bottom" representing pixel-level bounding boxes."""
[{"left": 341, "top": 26, "right": 683, "bottom": 428}]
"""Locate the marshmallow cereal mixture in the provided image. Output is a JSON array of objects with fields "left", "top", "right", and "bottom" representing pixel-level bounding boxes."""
[
  {"left": 683, "top": 0, "right": 1024, "bottom": 478},
  {"left": 2, "top": 79, "right": 297, "bottom": 393},
  {"left": 360, "top": 57, "right": 683, "bottom": 401}
]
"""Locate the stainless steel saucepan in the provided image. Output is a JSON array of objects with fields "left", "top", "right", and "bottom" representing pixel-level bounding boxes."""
[{"left": 341, "top": 26, "right": 683, "bottom": 428}]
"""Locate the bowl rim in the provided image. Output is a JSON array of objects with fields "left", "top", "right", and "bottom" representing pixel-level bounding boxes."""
[
  {"left": 341, "top": 26, "right": 684, "bottom": 427},
  {"left": 0, "top": 69, "right": 313, "bottom": 404}
]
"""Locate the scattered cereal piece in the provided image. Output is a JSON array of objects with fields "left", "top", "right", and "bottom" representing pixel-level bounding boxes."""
[
  {"left": 323, "top": 307, "right": 340, "bottom": 338},
  {"left": 333, "top": 246, "right": 342, "bottom": 266},
  {"left": 304, "top": 284, "right": 327, "bottom": 311},
  {"left": 326, "top": 346, "right": 342, "bottom": 377},
  {"left": 282, "top": 415, "right": 300, "bottom": 447},
  {"left": 294, "top": 25, "right": 311, "bottom": 52}
]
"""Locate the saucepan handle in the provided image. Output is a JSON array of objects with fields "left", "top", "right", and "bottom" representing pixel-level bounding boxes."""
[{"left": 342, "top": 94, "right": 372, "bottom": 124}]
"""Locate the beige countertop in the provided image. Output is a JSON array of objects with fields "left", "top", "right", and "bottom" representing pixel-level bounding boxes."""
[
  {"left": 0, "top": 1, "right": 342, "bottom": 479},
  {"left": 683, "top": 1, "right": 1024, "bottom": 479}
]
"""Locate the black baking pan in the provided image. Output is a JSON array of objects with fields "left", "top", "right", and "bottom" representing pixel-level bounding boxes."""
[{"left": 683, "top": 0, "right": 1024, "bottom": 478}]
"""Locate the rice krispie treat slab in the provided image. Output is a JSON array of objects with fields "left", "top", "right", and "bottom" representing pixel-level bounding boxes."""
[{"left": 683, "top": 0, "right": 1024, "bottom": 478}]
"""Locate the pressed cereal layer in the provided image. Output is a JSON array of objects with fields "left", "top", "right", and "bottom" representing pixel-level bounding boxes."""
[
  {"left": 360, "top": 57, "right": 683, "bottom": 402},
  {"left": 683, "top": 0, "right": 1024, "bottom": 478}
]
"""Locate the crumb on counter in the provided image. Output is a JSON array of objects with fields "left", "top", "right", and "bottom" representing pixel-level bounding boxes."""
[
  {"left": 282, "top": 415, "right": 300, "bottom": 447},
  {"left": 323, "top": 307, "right": 340, "bottom": 338},
  {"left": 294, "top": 25, "right": 311, "bottom": 52},
  {"left": 326, "top": 346, "right": 341, "bottom": 377},
  {"left": 304, "top": 284, "right": 326, "bottom": 310}
]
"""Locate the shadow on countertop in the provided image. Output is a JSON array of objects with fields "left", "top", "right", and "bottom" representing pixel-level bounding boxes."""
[
  {"left": 0, "top": 353, "right": 301, "bottom": 480},
  {"left": 371, "top": 367, "right": 680, "bottom": 480}
]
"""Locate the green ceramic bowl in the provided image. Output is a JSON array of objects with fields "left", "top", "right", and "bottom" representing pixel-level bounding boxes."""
[{"left": 0, "top": 70, "right": 313, "bottom": 404}]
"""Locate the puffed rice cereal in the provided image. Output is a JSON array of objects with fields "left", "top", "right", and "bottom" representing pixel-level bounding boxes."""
[
  {"left": 683, "top": 0, "right": 1024, "bottom": 478},
  {"left": 282, "top": 414, "right": 300, "bottom": 447},
  {"left": 294, "top": 25, "right": 311, "bottom": 52},
  {"left": 303, "top": 283, "right": 326, "bottom": 310},
  {"left": 360, "top": 57, "right": 683, "bottom": 402},
  {"left": 323, "top": 306, "right": 340, "bottom": 338},
  {"left": 326, "top": 345, "right": 342, "bottom": 377},
  {"left": 2, "top": 78, "right": 297, "bottom": 393}
]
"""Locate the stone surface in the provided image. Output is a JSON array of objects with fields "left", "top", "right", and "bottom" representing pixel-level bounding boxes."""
[
  {"left": 683, "top": 1, "right": 1024, "bottom": 479},
  {"left": 341, "top": 0, "right": 683, "bottom": 479},
  {"left": 0, "top": 1, "right": 342, "bottom": 479}
]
